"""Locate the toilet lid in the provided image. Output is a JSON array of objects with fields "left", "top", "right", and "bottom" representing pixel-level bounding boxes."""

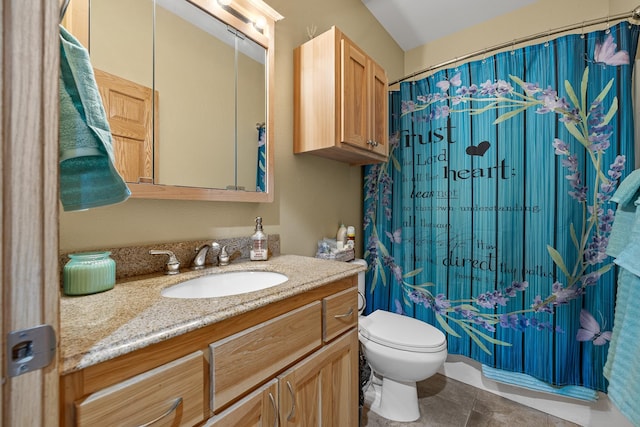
[{"left": 359, "top": 310, "right": 446, "bottom": 353}]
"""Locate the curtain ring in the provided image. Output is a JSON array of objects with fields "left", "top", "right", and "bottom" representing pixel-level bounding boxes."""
[
  {"left": 544, "top": 30, "right": 550, "bottom": 47},
  {"left": 580, "top": 21, "right": 585, "bottom": 39},
  {"left": 605, "top": 16, "right": 611, "bottom": 34}
]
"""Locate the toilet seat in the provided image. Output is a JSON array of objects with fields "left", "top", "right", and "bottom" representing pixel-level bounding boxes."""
[{"left": 359, "top": 310, "right": 446, "bottom": 353}]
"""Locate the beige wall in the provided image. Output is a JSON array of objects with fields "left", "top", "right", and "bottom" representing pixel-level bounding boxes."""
[
  {"left": 59, "top": 0, "right": 404, "bottom": 256},
  {"left": 403, "top": 0, "right": 637, "bottom": 81}
]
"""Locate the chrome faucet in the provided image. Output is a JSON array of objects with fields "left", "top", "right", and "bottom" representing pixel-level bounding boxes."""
[{"left": 191, "top": 242, "right": 220, "bottom": 270}]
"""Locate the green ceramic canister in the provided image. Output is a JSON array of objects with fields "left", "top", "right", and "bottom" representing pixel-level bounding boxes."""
[{"left": 63, "top": 251, "right": 116, "bottom": 295}]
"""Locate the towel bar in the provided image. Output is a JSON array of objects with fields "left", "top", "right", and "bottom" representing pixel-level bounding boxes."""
[{"left": 59, "top": 0, "right": 70, "bottom": 23}]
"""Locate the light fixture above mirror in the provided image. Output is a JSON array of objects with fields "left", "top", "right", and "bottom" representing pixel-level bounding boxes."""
[{"left": 254, "top": 15, "right": 267, "bottom": 30}]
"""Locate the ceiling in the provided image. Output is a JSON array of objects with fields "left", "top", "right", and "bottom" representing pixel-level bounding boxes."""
[{"left": 362, "top": 0, "right": 537, "bottom": 51}]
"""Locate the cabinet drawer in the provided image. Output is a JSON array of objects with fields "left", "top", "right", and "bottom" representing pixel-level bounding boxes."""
[
  {"left": 75, "top": 351, "right": 204, "bottom": 427},
  {"left": 210, "top": 301, "right": 321, "bottom": 412},
  {"left": 323, "top": 287, "right": 358, "bottom": 342}
]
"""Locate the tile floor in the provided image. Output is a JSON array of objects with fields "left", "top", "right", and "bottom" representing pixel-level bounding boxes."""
[{"left": 361, "top": 374, "right": 581, "bottom": 427}]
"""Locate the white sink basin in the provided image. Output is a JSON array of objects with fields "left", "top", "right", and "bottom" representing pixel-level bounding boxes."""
[{"left": 161, "top": 271, "right": 288, "bottom": 299}]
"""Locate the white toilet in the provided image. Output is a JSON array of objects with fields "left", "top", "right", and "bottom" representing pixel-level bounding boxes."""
[{"left": 353, "top": 259, "right": 447, "bottom": 422}]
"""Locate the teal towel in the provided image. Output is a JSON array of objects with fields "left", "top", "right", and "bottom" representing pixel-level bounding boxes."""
[
  {"left": 606, "top": 200, "right": 638, "bottom": 258},
  {"left": 59, "top": 25, "right": 130, "bottom": 211},
  {"left": 604, "top": 169, "right": 640, "bottom": 426},
  {"left": 612, "top": 197, "right": 640, "bottom": 276},
  {"left": 607, "top": 169, "right": 640, "bottom": 258},
  {"left": 610, "top": 169, "right": 640, "bottom": 206},
  {"left": 603, "top": 269, "right": 640, "bottom": 426}
]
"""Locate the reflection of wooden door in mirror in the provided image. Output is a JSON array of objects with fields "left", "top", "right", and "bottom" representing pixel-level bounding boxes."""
[{"left": 94, "top": 68, "right": 157, "bottom": 183}]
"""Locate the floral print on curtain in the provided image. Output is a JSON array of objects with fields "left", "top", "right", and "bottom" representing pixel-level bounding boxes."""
[{"left": 363, "top": 23, "right": 639, "bottom": 391}]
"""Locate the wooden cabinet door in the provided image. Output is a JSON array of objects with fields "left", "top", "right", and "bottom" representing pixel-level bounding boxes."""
[
  {"left": 369, "top": 60, "right": 389, "bottom": 158},
  {"left": 341, "top": 39, "right": 369, "bottom": 150},
  {"left": 94, "top": 68, "right": 156, "bottom": 183},
  {"left": 206, "top": 380, "right": 278, "bottom": 427},
  {"left": 279, "top": 330, "right": 359, "bottom": 427}
]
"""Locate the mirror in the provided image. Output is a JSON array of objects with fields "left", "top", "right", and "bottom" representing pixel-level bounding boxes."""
[
  {"left": 154, "top": 0, "right": 266, "bottom": 190},
  {"left": 83, "top": 0, "right": 280, "bottom": 202}
]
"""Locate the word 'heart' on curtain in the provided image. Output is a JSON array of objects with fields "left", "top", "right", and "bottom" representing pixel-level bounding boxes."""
[{"left": 363, "top": 22, "right": 639, "bottom": 392}]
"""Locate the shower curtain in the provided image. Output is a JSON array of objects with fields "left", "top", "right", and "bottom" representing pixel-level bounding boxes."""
[{"left": 363, "top": 23, "right": 639, "bottom": 391}]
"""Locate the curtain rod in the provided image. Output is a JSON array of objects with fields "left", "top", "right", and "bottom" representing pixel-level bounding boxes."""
[{"left": 389, "top": 6, "right": 640, "bottom": 86}]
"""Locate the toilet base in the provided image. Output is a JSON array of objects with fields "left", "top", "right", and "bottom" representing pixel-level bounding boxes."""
[{"left": 364, "top": 375, "right": 420, "bottom": 422}]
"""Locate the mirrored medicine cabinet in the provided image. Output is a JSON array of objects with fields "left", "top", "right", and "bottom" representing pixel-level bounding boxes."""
[{"left": 62, "top": 0, "right": 282, "bottom": 202}]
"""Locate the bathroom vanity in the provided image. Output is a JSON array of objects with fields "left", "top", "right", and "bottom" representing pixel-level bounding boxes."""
[{"left": 59, "top": 255, "right": 363, "bottom": 426}]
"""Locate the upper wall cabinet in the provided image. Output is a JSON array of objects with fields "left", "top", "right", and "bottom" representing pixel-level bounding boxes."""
[{"left": 294, "top": 26, "right": 389, "bottom": 165}]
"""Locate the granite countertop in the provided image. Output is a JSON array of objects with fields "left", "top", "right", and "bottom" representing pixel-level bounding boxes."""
[{"left": 59, "top": 254, "right": 364, "bottom": 375}]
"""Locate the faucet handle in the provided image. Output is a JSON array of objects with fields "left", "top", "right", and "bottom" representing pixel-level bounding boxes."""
[
  {"left": 218, "top": 246, "right": 230, "bottom": 266},
  {"left": 149, "top": 250, "right": 180, "bottom": 275}
]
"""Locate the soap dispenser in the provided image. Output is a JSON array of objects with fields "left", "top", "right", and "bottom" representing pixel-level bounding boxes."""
[{"left": 250, "top": 216, "right": 269, "bottom": 261}]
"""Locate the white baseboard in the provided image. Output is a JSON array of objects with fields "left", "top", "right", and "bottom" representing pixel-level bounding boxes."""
[{"left": 440, "top": 355, "right": 632, "bottom": 427}]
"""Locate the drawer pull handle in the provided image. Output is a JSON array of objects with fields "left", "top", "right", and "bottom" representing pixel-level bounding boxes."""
[
  {"left": 137, "top": 397, "right": 182, "bottom": 427},
  {"left": 269, "top": 392, "right": 278, "bottom": 427},
  {"left": 286, "top": 381, "right": 296, "bottom": 421},
  {"left": 334, "top": 307, "right": 354, "bottom": 319}
]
